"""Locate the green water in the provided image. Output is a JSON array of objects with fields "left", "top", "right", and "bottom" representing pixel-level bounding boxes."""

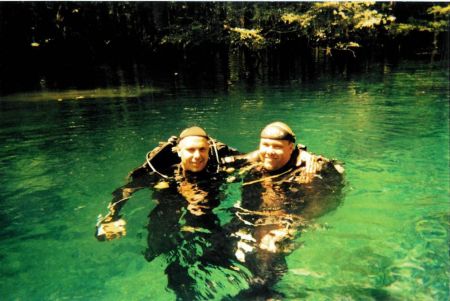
[{"left": 0, "top": 62, "right": 448, "bottom": 300}]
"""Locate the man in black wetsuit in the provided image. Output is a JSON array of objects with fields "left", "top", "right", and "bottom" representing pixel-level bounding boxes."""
[
  {"left": 96, "top": 126, "right": 250, "bottom": 300},
  {"left": 225, "top": 122, "right": 345, "bottom": 299},
  {"left": 95, "top": 126, "right": 238, "bottom": 240}
]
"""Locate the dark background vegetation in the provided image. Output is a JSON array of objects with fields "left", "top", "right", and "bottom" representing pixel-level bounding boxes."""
[{"left": 0, "top": 2, "right": 448, "bottom": 95}]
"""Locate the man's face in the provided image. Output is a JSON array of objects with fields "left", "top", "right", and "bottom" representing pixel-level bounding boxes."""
[
  {"left": 177, "top": 136, "right": 210, "bottom": 172},
  {"left": 259, "top": 138, "right": 294, "bottom": 171}
]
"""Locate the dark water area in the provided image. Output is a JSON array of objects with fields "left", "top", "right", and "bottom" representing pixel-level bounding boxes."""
[
  {"left": 0, "top": 40, "right": 427, "bottom": 97},
  {"left": 0, "top": 60, "right": 448, "bottom": 300}
]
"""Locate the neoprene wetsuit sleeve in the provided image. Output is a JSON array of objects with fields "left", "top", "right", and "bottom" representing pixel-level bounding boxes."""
[
  {"left": 214, "top": 141, "right": 241, "bottom": 157},
  {"left": 95, "top": 166, "right": 158, "bottom": 241},
  {"left": 105, "top": 167, "right": 157, "bottom": 221},
  {"left": 221, "top": 150, "right": 259, "bottom": 169}
]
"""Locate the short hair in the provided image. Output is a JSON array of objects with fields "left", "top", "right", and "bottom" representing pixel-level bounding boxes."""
[{"left": 260, "top": 122, "right": 296, "bottom": 143}]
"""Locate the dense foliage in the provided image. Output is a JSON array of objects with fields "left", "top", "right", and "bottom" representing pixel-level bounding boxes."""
[{"left": 0, "top": 2, "right": 448, "bottom": 93}]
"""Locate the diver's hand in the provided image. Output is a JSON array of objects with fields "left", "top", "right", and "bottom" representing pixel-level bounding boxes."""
[
  {"left": 167, "top": 135, "right": 178, "bottom": 145},
  {"left": 95, "top": 218, "right": 127, "bottom": 241},
  {"left": 296, "top": 150, "right": 310, "bottom": 167},
  {"left": 306, "top": 155, "right": 321, "bottom": 174},
  {"left": 297, "top": 151, "right": 324, "bottom": 173}
]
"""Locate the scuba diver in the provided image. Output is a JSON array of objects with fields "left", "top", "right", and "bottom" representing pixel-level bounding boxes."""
[
  {"left": 95, "top": 126, "right": 251, "bottom": 300},
  {"left": 223, "top": 122, "right": 345, "bottom": 300},
  {"left": 95, "top": 126, "right": 238, "bottom": 240}
]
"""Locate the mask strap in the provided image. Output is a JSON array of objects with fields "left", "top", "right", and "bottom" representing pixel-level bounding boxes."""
[{"left": 209, "top": 139, "right": 220, "bottom": 172}]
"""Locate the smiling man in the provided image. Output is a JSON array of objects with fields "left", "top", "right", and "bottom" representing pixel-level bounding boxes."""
[
  {"left": 236, "top": 121, "right": 344, "bottom": 181},
  {"left": 96, "top": 126, "right": 238, "bottom": 241},
  {"left": 95, "top": 127, "right": 251, "bottom": 300},
  {"left": 258, "top": 122, "right": 296, "bottom": 172},
  {"left": 177, "top": 127, "right": 210, "bottom": 173},
  {"left": 224, "top": 121, "right": 345, "bottom": 298}
]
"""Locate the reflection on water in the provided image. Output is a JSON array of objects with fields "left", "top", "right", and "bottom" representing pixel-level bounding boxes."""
[
  {"left": 142, "top": 175, "right": 252, "bottom": 300},
  {"left": 0, "top": 61, "right": 448, "bottom": 300},
  {"left": 0, "top": 86, "right": 160, "bottom": 102}
]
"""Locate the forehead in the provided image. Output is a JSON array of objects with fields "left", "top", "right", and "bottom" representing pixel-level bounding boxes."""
[
  {"left": 178, "top": 136, "right": 209, "bottom": 149},
  {"left": 260, "top": 138, "right": 291, "bottom": 147}
]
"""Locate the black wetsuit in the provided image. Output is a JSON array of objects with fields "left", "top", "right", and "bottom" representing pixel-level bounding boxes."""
[
  {"left": 100, "top": 141, "right": 250, "bottom": 300},
  {"left": 225, "top": 146, "right": 344, "bottom": 299},
  {"left": 145, "top": 169, "right": 250, "bottom": 301}
]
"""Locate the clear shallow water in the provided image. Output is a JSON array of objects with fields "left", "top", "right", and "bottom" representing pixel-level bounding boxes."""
[{"left": 0, "top": 62, "right": 448, "bottom": 300}]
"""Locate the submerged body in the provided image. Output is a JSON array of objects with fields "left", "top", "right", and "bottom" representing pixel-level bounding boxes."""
[
  {"left": 96, "top": 128, "right": 251, "bottom": 300},
  {"left": 96, "top": 123, "right": 344, "bottom": 299},
  {"left": 224, "top": 122, "right": 345, "bottom": 298},
  {"left": 144, "top": 170, "right": 251, "bottom": 300}
]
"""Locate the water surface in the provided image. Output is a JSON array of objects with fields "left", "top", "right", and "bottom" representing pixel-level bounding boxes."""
[{"left": 0, "top": 61, "right": 448, "bottom": 300}]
